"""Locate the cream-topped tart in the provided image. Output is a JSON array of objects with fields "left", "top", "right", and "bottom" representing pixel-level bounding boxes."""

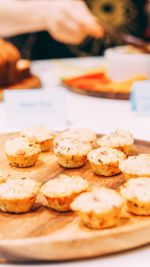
[
  {"left": 88, "top": 147, "right": 125, "bottom": 176},
  {"left": 0, "top": 178, "right": 40, "bottom": 213},
  {"left": 5, "top": 137, "right": 40, "bottom": 167},
  {"left": 54, "top": 128, "right": 96, "bottom": 147},
  {"left": 71, "top": 187, "right": 125, "bottom": 229},
  {"left": 41, "top": 175, "right": 88, "bottom": 212},
  {"left": 54, "top": 138, "right": 92, "bottom": 168},
  {"left": 97, "top": 129, "right": 134, "bottom": 154},
  {"left": 120, "top": 177, "right": 150, "bottom": 215},
  {"left": 119, "top": 154, "right": 150, "bottom": 180},
  {"left": 21, "top": 126, "right": 54, "bottom": 152}
]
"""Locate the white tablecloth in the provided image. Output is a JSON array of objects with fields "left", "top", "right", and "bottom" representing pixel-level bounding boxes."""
[{"left": 0, "top": 57, "right": 149, "bottom": 267}]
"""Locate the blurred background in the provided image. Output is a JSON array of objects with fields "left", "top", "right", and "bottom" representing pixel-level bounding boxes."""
[
  {"left": 4, "top": 0, "right": 150, "bottom": 59},
  {"left": 0, "top": 0, "right": 149, "bottom": 136},
  {"left": 0, "top": 1, "right": 150, "bottom": 266}
]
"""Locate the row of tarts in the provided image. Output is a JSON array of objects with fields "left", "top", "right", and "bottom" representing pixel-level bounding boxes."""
[{"left": 0, "top": 127, "right": 150, "bottom": 230}]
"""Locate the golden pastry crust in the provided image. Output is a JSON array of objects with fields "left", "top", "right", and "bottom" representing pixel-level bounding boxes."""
[
  {"left": 0, "top": 172, "right": 11, "bottom": 184},
  {"left": 54, "top": 138, "right": 92, "bottom": 168},
  {"left": 120, "top": 177, "right": 150, "bottom": 215},
  {"left": 5, "top": 137, "right": 40, "bottom": 167},
  {"left": 0, "top": 178, "right": 40, "bottom": 213},
  {"left": 88, "top": 147, "right": 125, "bottom": 176},
  {"left": 54, "top": 128, "right": 97, "bottom": 147},
  {"left": 0, "top": 175, "right": 7, "bottom": 184},
  {"left": 21, "top": 126, "right": 54, "bottom": 152},
  {"left": 119, "top": 154, "right": 150, "bottom": 180},
  {"left": 71, "top": 188, "right": 124, "bottom": 229},
  {"left": 97, "top": 129, "right": 134, "bottom": 155},
  {"left": 41, "top": 175, "right": 88, "bottom": 212}
]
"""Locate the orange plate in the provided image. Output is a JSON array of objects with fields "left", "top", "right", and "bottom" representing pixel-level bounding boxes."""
[{"left": 62, "top": 72, "right": 147, "bottom": 100}]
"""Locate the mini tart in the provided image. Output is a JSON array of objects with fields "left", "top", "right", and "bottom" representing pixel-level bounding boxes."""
[
  {"left": 119, "top": 154, "right": 150, "bottom": 180},
  {"left": 40, "top": 175, "right": 88, "bottom": 212},
  {"left": 71, "top": 187, "right": 124, "bottom": 229},
  {"left": 120, "top": 177, "right": 150, "bottom": 215},
  {"left": 54, "top": 128, "right": 97, "bottom": 147},
  {"left": 0, "top": 178, "right": 40, "bottom": 213},
  {"left": 21, "top": 126, "right": 54, "bottom": 152},
  {"left": 5, "top": 137, "right": 40, "bottom": 167},
  {"left": 88, "top": 147, "right": 125, "bottom": 176},
  {"left": 97, "top": 129, "right": 134, "bottom": 155},
  {"left": 54, "top": 138, "right": 92, "bottom": 168}
]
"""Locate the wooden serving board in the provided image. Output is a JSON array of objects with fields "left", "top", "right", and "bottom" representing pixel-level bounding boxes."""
[
  {"left": 0, "top": 75, "right": 42, "bottom": 101},
  {"left": 63, "top": 84, "right": 130, "bottom": 100},
  {"left": 0, "top": 132, "right": 150, "bottom": 262}
]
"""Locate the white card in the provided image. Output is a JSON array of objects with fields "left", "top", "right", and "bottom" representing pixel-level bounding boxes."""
[
  {"left": 131, "top": 81, "right": 150, "bottom": 116},
  {"left": 4, "top": 88, "right": 67, "bottom": 130}
]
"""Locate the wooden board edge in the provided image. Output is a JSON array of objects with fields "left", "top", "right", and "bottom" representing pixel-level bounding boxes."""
[
  {"left": 0, "top": 219, "right": 150, "bottom": 261},
  {"left": 62, "top": 82, "right": 130, "bottom": 100},
  {"left": 0, "top": 74, "right": 42, "bottom": 102},
  {"left": 0, "top": 133, "right": 150, "bottom": 261}
]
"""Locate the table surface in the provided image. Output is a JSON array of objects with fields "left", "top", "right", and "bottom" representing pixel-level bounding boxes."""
[{"left": 0, "top": 57, "right": 149, "bottom": 267}]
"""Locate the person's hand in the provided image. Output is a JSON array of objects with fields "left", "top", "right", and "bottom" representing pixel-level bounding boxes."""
[{"left": 46, "top": 0, "right": 104, "bottom": 45}]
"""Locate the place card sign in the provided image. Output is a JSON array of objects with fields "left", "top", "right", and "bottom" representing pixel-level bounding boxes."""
[
  {"left": 4, "top": 88, "right": 67, "bottom": 130},
  {"left": 130, "top": 81, "right": 150, "bottom": 116}
]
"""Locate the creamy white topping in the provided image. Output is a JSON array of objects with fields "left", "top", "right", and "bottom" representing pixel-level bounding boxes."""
[
  {"left": 56, "top": 128, "right": 96, "bottom": 143},
  {"left": 54, "top": 139, "right": 91, "bottom": 156},
  {"left": 119, "top": 45, "right": 145, "bottom": 55},
  {"left": 0, "top": 178, "right": 40, "bottom": 199},
  {"left": 21, "top": 126, "right": 54, "bottom": 142},
  {"left": 121, "top": 177, "right": 150, "bottom": 203},
  {"left": 88, "top": 147, "right": 125, "bottom": 165},
  {"left": 16, "top": 59, "right": 30, "bottom": 69},
  {"left": 119, "top": 154, "right": 150, "bottom": 175},
  {"left": 41, "top": 175, "right": 88, "bottom": 197},
  {"left": 5, "top": 137, "right": 40, "bottom": 156},
  {"left": 98, "top": 129, "right": 134, "bottom": 148},
  {"left": 71, "top": 188, "right": 124, "bottom": 213}
]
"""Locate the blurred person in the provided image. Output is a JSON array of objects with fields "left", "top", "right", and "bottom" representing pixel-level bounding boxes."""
[
  {"left": 0, "top": 0, "right": 149, "bottom": 59},
  {"left": 0, "top": 0, "right": 103, "bottom": 59}
]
